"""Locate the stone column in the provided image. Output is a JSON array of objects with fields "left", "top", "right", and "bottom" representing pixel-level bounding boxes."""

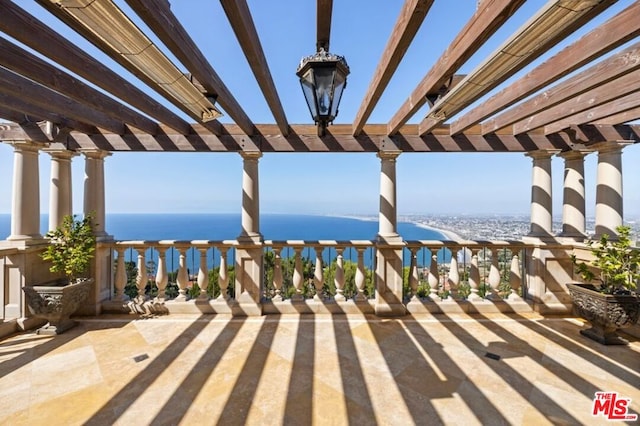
[
  {"left": 235, "top": 151, "right": 263, "bottom": 316},
  {"left": 375, "top": 150, "right": 405, "bottom": 316},
  {"left": 239, "top": 151, "right": 262, "bottom": 242},
  {"left": 82, "top": 150, "right": 111, "bottom": 238},
  {"left": 592, "top": 142, "right": 627, "bottom": 238},
  {"left": 47, "top": 149, "right": 77, "bottom": 231},
  {"left": 526, "top": 150, "right": 557, "bottom": 237},
  {"left": 7, "top": 142, "right": 43, "bottom": 241},
  {"left": 557, "top": 150, "right": 588, "bottom": 239},
  {"left": 377, "top": 150, "right": 401, "bottom": 240}
]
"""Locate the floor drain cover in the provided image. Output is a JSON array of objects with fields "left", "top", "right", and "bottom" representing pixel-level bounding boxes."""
[
  {"left": 133, "top": 354, "right": 149, "bottom": 363},
  {"left": 485, "top": 352, "right": 501, "bottom": 361}
]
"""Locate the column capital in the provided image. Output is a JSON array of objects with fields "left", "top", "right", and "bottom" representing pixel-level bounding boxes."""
[
  {"left": 44, "top": 148, "right": 79, "bottom": 160},
  {"left": 9, "top": 140, "right": 45, "bottom": 153},
  {"left": 556, "top": 149, "right": 591, "bottom": 160},
  {"left": 589, "top": 141, "right": 631, "bottom": 154},
  {"left": 377, "top": 150, "right": 401, "bottom": 161},
  {"left": 80, "top": 149, "right": 112, "bottom": 160},
  {"left": 239, "top": 150, "right": 263, "bottom": 161},
  {"left": 525, "top": 149, "right": 560, "bottom": 160}
]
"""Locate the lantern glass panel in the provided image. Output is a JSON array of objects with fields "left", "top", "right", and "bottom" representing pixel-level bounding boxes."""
[
  {"left": 330, "top": 72, "right": 346, "bottom": 119},
  {"left": 313, "top": 67, "right": 335, "bottom": 118},
  {"left": 299, "top": 70, "right": 318, "bottom": 119}
]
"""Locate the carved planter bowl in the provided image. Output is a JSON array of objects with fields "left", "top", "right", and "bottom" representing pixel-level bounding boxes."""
[
  {"left": 567, "top": 283, "right": 639, "bottom": 345},
  {"left": 23, "top": 278, "right": 93, "bottom": 335}
]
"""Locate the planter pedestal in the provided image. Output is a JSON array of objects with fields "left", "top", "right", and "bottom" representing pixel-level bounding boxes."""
[
  {"left": 567, "top": 283, "right": 640, "bottom": 345},
  {"left": 23, "top": 278, "right": 93, "bottom": 335}
]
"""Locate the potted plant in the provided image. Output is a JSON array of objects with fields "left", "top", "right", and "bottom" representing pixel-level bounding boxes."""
[
  {"left": 569, "top": 225, "right": 640, "bottom": 345},
  {"left": 23, "top": 214, "right": 96, "bottom": 335}
]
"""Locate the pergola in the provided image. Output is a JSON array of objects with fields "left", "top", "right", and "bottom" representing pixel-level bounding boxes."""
[{"left": 0, "top": 0, "right": 638, "bottom": 152}]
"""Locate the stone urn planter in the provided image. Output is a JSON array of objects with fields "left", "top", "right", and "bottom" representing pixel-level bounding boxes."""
[
  {"left": 567, "top": 283, "right": 639, "bottom": 345},
  {"left": 23, "top": 278, "right": 93, "bottom": 335}
]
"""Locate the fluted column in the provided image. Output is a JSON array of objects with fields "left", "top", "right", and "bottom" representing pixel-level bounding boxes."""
[
  {"left": 239, "top": 151, "right": 262, "bottom": 242},
  {"left": 557, "top": 150, "right": 588, "bottom": 238},
  {"left": 82, "top": 149, "right": 111, "bottom": 238},
  {"left": 7, "top": 141, "right": 42, "bottom": 241},
  {"left": 592, "top": 142, "right": 627, "bottom": 238},
  {"left": 377, "top": 150, "right": 401, "bottom": 241},
  {"left": 526, "top": 150, "right": 557, "bottom": 237},
  {"left": 47, "top": 149, "right": 77, "bottom": 231}
]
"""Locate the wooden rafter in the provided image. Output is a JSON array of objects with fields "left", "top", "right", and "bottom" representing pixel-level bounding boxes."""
[
  {"left": 0, "top": 67, "right": 127, "bottom": 135},
  {"left": 317, "top": 0, "right": 333, "bottom": 52},
  {"left": 449, "top": 1, "right": 640, "bottom": 135},
  {"left": 484, "top": 43, "right": 640, "bottom": 134},
  {"left": 418, "top": 0, "right": 617, "bottom": 136},
  {"left": 220, "top": 0, "right": 289, "bottom": 136},
  {"left": 544, "top": 93, "right": 640, "bottom": 135},
  {"left": 0, "top": 0, "right": 192, "bottom": 135},
  {"left": 592, "top": 107, "right": 640, "bottom": 126},
  {"left": 386, "top": 0, "right": 527, "bottom": 135},
  {"left": 512, "top": 72, "right": 640, "bottom": 134},
  {"left": 0, "top": 38, "right": 159, "bottom": 135},
  {"left": 352, "top": 0, "right": 434, "bottom": 136},
  {"left": 124, "top": 0, "right": 256, "bottom": 135}
]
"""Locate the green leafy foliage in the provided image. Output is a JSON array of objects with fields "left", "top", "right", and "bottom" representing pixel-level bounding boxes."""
[
  {"left": 41, "top": 214, "right": 96, "bottom": 281},
  {"left": 571, "top": 225, "right": 639, "bottom": 294}
]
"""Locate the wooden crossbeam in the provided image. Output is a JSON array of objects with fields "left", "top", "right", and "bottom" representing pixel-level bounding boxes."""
[
  {"left": 220, "top": 0, "right": 289, "bottom": 136},
  {"left": 0, "top": 67, "right": 127, "bottom": 135},
  {"left": 418, "top": 0, "right": 618, "bottom": 136},
  {"left": 591, "top": 107, "right": 640, "bottom": 126},
  {"left": 483, "top": 42, "right": 640, "bottom": 134},
  {"left": 0, "top": 37, "right": 160, "bottom": 135},
  {"left": 317, "top": 0, "right": 333, "bottom": 52},
  {"left": 1, "top": 0, "right": 192, "bottom": 135},
  {"left": 352, "top": 0, "right": 434, "bottom": 136},
  {"left": 511, "top": 70, "right": 640, "bottom": 134},
  {"left": 449, "top": 1, "right": 640, "bottom": 135},
  {"left": 545, "top": 93, "right": 640, "bottom": 135},
  {"left": 125, "top": 0, "right": 256, "bottom": 135},
  {"left": 386, "top": 0, "right": 527, "bottom": 135}
]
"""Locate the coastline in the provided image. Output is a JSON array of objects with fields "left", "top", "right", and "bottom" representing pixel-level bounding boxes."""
[{"left": 412, "top": 221, "right": 463, "bottom": 241}]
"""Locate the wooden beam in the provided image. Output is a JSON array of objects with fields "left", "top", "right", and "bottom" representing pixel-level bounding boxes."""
[
  {"left": 544, "top": 92, "right": 640, "bottom": 134},
  {"left": 352, "top": 0, "right": 434, "bottom": 136},
  {"left": 449, "top": 1, "right": 640, "bottom": 134},
  {"left": 386, "top": 0, "right": 526, "bottom": 135},
  {"left": 1, "top": 0, "right": 192, "bottom": 135},
  {"left": 0, "top": 67, "right": 126, "bottom": 134},
  {"left": 317, "top": 0, "right": 333, "bottom": 52},
  {"left": 483, "top": 44, "right": 640, "bottom": 134},
  {"left": 124, "top": 0, "right": 256, "bottom": 135},
  {"left": 591, "top": 107, "right": 640, "bottom": 126},
  {"left": 0, "top": 37, "right": 160, "bottom": 135},
  {"left": 220, "top": 0, "right": 289, "bottom": 136},
  {"left": 418, "top": 0, "right": 617, "bottom": 136},
  {"left": 0, "top": 92, "right": 98, "bottom": 135},
  {"left": 512, "top": 72, "right": 640, "bottom": 134}
]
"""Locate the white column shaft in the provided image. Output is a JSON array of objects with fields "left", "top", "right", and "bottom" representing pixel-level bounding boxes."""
[
  {"left": 559, "top": 151, "right": 587, "bottom": 237},
  {"left": 527, "top": 151, "right": 555, "bottom": 237},
  {"left": 8, "top": 142, "right": 41, "bottom": 240},
  {"left": 83, "top": 150, "right": 110, "bottom": 237},
  {"left": 378, "top": 151, "right": 401, "bottom": 239},
  {"left": 48, "top": 151, "right": 75, "bottom": 231},
  {"left": 594, "top": 143, "right": 626, "bottom": 237},
  {"left": 240, "top": 151, "right": 262, "bottom": 240}
]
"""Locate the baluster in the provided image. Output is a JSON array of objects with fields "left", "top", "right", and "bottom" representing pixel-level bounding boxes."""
[
  {"left": 509, "top": 252, "right": 522, "bottom": 300},
  {"left": 313, "top": 247, "right": 324, "bottom": 300},
  {"left": 156, "top": 247, "right": 168, "bottom": 300},
  {"left": 135, "top": 247, "right": 147, "bottom": 300},
  {"left": 355, "top": 247, "right": 367, "bottom": 301},
  {"left": 114, "top": 246, "right": 127, "bottom": 300},
  {"left": 487, "top": 249, "right": 501, "bottom": 300},
  {"left": 334, "top": 247, "right": 345, "bottom": 301},
  {"left": 408, "top": 248, "right": 419, "bottom": 300},
  {"left": 272, "top": 248, "right": 283, "bottom": 301},
  {"left": 175, "top": 246, "right": 189, "bottom": 301},
  {"left": 447, "top": 247, "right": 459, "bottom": 300},
  {"left": 197, "top": 248, "right": 209, "bottom": 300},
  {"left": 428, "top": 252, "right": 441, "bottom": 301},
  {"left": 292, "top": 247, "right": 304, "bottom": 300},
  {"left": 468, "top": 249, "right": 482, "bottom": 301},
  {"left": 218, "top": 248, "right": 229, "bottom": 301}
]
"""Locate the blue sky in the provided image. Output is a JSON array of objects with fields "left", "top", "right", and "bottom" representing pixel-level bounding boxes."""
[{"left": 0, "top": 0, "right": 638, "bottom": 217}]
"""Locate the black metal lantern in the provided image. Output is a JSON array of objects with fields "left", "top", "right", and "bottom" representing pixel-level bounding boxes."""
[{"left": 296, "top": 48, "right": 350, "bottom": 137}]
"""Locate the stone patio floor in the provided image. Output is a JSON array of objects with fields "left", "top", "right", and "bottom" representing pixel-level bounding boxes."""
[{"left": 0, "top": 312, "right": 638, "bottom": 425}]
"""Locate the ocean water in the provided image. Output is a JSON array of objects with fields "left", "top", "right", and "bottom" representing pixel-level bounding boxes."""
[
  {"left": 0, "top": 214, "right": 448, "bottom": 270},
  {"left": 0, "top": 213, "right": 444, "bottom": 241}
]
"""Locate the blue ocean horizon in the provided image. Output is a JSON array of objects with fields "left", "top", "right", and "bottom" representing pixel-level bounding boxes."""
[{"left": 0, "top": 213, "right": 445, "bottom": 241}]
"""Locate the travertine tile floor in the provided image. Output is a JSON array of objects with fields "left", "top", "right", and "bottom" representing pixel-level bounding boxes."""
[{"left": 0, "top": 313, "right": 638, "bottom": 426}]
